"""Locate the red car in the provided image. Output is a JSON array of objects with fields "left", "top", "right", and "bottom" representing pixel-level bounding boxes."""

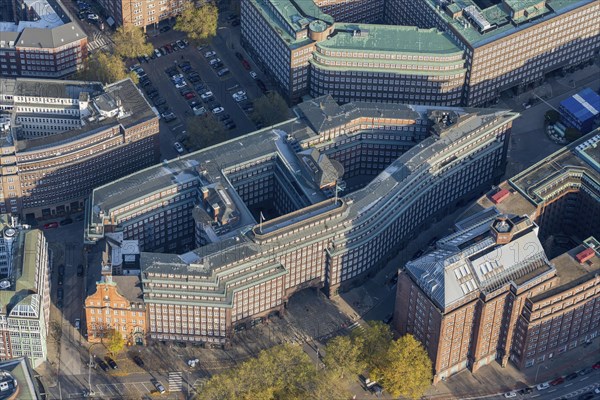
[
  {"left": 241, "top": 60, "right": 251, "bottom": 70},
  {"left": 184, "top": 93, "right": 196, "bottom": 100},
  {"left": 593, "top": 361, "right": 600, "bottom": 370},
  {"left": 550, "top": 377, "right": 564, "bottom": 386},
  {"left": 43, "top": 222, "right": 59, "bottom": 229}
]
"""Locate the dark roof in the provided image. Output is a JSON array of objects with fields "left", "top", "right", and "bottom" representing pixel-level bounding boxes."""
[{"left": 111, "top": 275, "right": 143, "bottom": 303}]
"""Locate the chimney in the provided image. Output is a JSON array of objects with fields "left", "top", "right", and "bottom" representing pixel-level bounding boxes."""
[
  {"left": 201, "top": 187, "right": 209, "bottom": 205},
  {"left": 212, "top": 203, "right": 220, "bottom": 222}
]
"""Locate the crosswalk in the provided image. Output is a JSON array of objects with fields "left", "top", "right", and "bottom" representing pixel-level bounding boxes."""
[
  {"left": 87, "top": 32, "right": 112, "bottom": 51},
  {"left": 168, "top": 371, "right": 183, "bottom": 392}
]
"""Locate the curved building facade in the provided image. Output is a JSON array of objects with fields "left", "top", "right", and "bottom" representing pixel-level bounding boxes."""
[{"left": 85, "top": 95, "right": 518, "bottom": 345}]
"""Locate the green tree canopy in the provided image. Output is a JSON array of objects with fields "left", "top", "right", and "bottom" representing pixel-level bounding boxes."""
[
  {"left": 351, "top": 320, "right": 393, "bottom": 374},
  {"left": 112, "top": 25, "right": 153, "bottom": 59},
  {"left": 185, "top": 114, "right": 228, "bottom": 150},
  {"left": 375, "top": 335, "right": 432, "bottom": 400},
  {"left": 323, "top": 335, "right": 365, "bottom": 379},
  {"left": 197, "top": 343, "right": 344, "bottom": 400},
  {"left": 251, "top": 92, "right": 291, "bottom": 127},
  {"left": 77, "top": 52, "right": 137, "bottom": 85},
  {"left": 105, "top": 329, "right": 125, "bottom": 356},
  {"left": 174, "top": 3, "right": 218, "bottom": 44}
]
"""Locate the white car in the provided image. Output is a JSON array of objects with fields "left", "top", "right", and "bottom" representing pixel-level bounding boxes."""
[
  {"left": 234, "top": 90, "right": 246, "bottom": 97},
  {"left": 153, "top": 49, "right": 162, "bottom": 58},
  {"left": 536, "top": 382, "right": 550, "bottom": 391},
  {"left": 503, "top": 392, "right": 516, "bottom": 398},
  {"left": 75, "top": 319, "right": 80, "bottom": 329},
  {"left": 192, "top": 106, "right": 206, "bottom": 116},
  {"left": 212, "top": 107, "right": 225, "bottom": 114},
  {"left": 174, "top": 142, "right": 184, "bottom": 154},
  {"left": 129, "top": 64, "right": 141, "bottom": 72},
  {"left": 594, "top": 388, "right": 600, "bottom": 394},
  {"left": 200, "top": 91, "right": 214, "bottom": 100},
  {"left": 87, "top": 13, "right": 99, "bottom": 20},
  {"left": 175, "top": 81, "right": 187, "bottom": 89},
  {"left": 153, "top": 381, "right": 166, "bottom": 394},
  {"left": 171, "top": 74, "right": 184, "bottom": 80},
  {"left": 209, "top": 58, "right": 221, "bottom": 65},
  {"left": 204, "top": 51, "right": 216, "bottom": 58},
  {"left": 233, "top": 95, "right": 247, "bottom": 102},
  {"left": 249, "top": 71, "right": 258, "bottom": 79}
]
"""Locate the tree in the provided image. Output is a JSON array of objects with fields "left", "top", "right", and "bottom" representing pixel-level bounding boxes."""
[
  {"left": 376, "top": 335, "right": 432, "bottom": 400},
  {"left": 185, "top": 114, "right": 228, "bottom": 150},
  {"left": 564, "top": 126, "right": 582, "bottom": 142},
  {"left": 105, "top": 329, "right": 125, "bottom": 356},
  {"left": 76, "top": 52, "right": 138, "bottom": 85},
  {"left": 251, "top": 92, "right": 291, "bottom": 127},
  {"left": 174, "top": 3, "right": 218, "bottom": 44},
  {"left": 196, "top": 343, "right": 339, "bottom": 400},
  {"left": 351, "top": 320, "right": 393, "bottom": 374},
  {"left": 544, "top": 109, "right": 560, "bottom": 124},
  {"left": 323, "top": 335, "right": 365, "bottom": 379},
  {"left": 112, "top": 25, "right": 153, "bottom": 59}
]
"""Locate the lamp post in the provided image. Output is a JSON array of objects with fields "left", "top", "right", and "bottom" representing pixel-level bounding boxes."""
[
  {"left": 534, "top": 363, "right": 548, "bottom": 382},
  {"left": 87, "top": 342, "right": 106, "bottom": 396}
]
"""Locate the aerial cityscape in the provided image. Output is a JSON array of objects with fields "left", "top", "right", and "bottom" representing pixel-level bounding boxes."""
[{"left": 0, "top": 0, "right": 598, "bottom": 398}]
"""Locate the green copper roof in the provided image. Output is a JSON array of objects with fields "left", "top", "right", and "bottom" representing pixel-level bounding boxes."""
[{"left": 318, "top": 24, "right": 463, "bottom": 55}]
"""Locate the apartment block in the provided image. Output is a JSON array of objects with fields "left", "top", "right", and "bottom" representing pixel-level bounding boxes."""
[
  {"left": 97, "top": 0, "right": 187, "bottom": 29},
  {"left": 85, "top": 95, "right": 518, "bottom": 344},
  {"left": 386, "top": 0, "right": 600, "bottom": 106},
  {"left": 0, "top": 0, "right": 88, "bottom": 78},
  {"left": 394, "top": 131, "right": 600, "bottom": 382},
  {"left": 0, "top": 78, "right": 160, "bottom": 220},
  {"left": 0, "top": 215, "right": 50, "bottom": 368},
  {"left": 313, "top": 0, "right": 384, "bottom": 23},
  {"left": 85, "top": 267, "right": 147, "bottom": 345}
]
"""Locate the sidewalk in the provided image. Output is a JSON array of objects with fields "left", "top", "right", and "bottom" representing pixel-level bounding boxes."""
[{"left": 426, "top": 336, "right": 600, "bottom": 399}]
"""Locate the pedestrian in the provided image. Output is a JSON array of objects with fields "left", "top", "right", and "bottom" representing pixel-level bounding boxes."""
[{"left": 181, "top": 55, "right": 184, "bottom": 60}]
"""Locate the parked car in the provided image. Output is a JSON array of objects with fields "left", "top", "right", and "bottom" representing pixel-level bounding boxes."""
[
  {"left": 565, "top": 372, "right": 578, "bottom": 381},
  {"left": 57, "top": 288, "right": 64, "bottom": 299},
  {"left": 105, "top": 357, "right": 118, "bottom": 369},
  {"left": 60, "top": 218, "right": 73, "bottom": 226},
  {"left": 159, "top": 47, "right": 167, "bottom": 56},
  {"left": 201, "top": 91, "right": 214, "bottom": 100},
  {"left": 176, "top": 40, "right": 186, "bottom": 49},
  {"left": 153, "top": 49, "right": 162, "bottom": 58},
  {"left": 217, "top": 68, "right": 230, "bottom": 77},
  {"left": 249, "top": 71, "right": 258, "bottom": 79},
  {"left": 194, "top": 84, "right": 205, "bottom": 92},
  {"left": 578, "top": 393, "right": 594, "bottom": 400},
  {"left": 44, "top": 222, "right": 59, "bottom": 229},
  {"left": 174, "top": 142, "right": 184, "bottom": 154},
  {"left": 153, "top": 97, "right": 166, "bottom": 106},
  {"left": 159, "top": 25, "right": 171, "bottom": 33},
  {"left": 503, "top": 392, "right": 516, "bottom": 399},
  {"left": 517, "top": 387, "right": 533, "bottom": 395},
  {"left": 204, "top": 51, "right": 216, "bottom": 58},
  {"left": 162, "top": 112, "right": 177, "bottom": 122},
  {"left": 188, "top": 100, "right": 201, "bottom": 108},
  {"left": 77, "top": 264, "right": 84, "bottom": 276},
  {"left": 209, "top": 58, "right": 221, "bottom": 66},
  {"left": 96, "top": 358, "right": 109, "bottom": 372},
  {"left": 550, "top": 377, "right": 564, "bottom": 386},
  {"left": 231, "top": 19, "right": 240, "bottom": 26},
  {"left": 193, "top": 106, "right": 207, "bottom": 116},
  {"left": 578, "top": 367, "right": 593, "bottom": 375},
  {"left": 241, "top": 60, "right": 251, "bottom": 70},
  {"left": 175, "top": 81, "right": 187, "bottom": 89},
  {"left": 256, "top": 79, "right": 267, "bottom": 92},
  {"left": 225, "top": 122, "right": 236, "bottom": 130},
  {"left": 235, "top": 51, "right": 244, "bottom": 60},
  {"left": 75, "top": 319, "right": 80, "bottom": 329},
  {"left": 132, "top": 355, "right": 145, "bottom": 367},
  {"left": 180, "top": 89, "right": 193, "bottom": 96},
  {"left": 212, "top": 107, "right": 225, "bottom": 114},
  {"left": 593, "top": 361, "right": 600, "bottom": 370},
  {"left": 152, "top": 380, "right": 166, "bottom": 394},
  {"left": 87, "top": 13, "right": 99, "bottom": 20},
  {"left": 58, "top": 264, "right": 65, "bottom": 276},
  {"left": 184, "top": 92, "right": 196, "bottom": 100},
  {"left": 536, "top": 382, "right": 550, "bottom": 391}
]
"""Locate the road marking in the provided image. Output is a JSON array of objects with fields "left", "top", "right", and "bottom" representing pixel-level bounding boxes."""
[
  {"left": 580, "top": 376, "right": 589, "bottom": 381},
  {"left": 531, "top": 395, "right": 540, "bottom": 398},
  {"left": 548, "top": 389, "right": 556, "bottom": 392},
  {"left": 565, "top": 383, "right": 573, "bottom": 386}
]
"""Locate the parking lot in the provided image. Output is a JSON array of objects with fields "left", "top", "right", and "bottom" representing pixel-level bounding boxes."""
[{"left": 127, "top": 17, "right": 269, "bottom": 157}]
